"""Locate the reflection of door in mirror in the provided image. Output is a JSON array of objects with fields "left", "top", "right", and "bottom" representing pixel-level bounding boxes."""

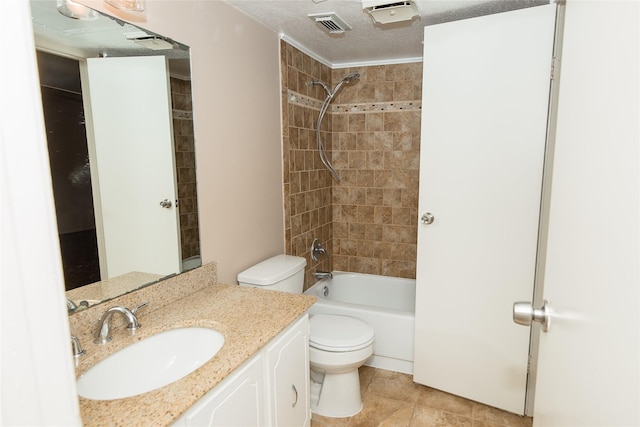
[
  {"left": 82, "top": 55, "right": 182, "bottom": 279},
  {"left": 37, "top": 51, "right": 200, "bottom": 292}
]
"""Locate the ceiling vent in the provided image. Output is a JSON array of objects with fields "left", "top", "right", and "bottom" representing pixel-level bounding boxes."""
[
  {"left": 362, "top": 0, "right": 420, "bottom": 24},
  {"left": 308, "top": 12, "right": 352, "bottom": 34}
]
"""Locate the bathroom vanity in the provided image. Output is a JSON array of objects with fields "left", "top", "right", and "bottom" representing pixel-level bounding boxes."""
[
  {"left": 69, "top": 263, "right": 316, "bottom": 426},
  {"left": 172, "top": 315, "right": 309, "bottom": 426}
]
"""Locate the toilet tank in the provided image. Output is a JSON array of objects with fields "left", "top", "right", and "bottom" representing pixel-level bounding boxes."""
[{"left": 237, "top": 255, "right": 307, "bottom": 293}]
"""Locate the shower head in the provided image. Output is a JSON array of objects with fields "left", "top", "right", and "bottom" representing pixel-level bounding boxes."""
[
  {"left": 331, "top": 72, "right": 361, "bottom": 97},
  {"left": 341, "top": 72, "right": 360, "bottom": 83}
]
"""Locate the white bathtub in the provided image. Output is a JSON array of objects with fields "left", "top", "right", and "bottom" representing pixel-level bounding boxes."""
[{"left": 304, "top": 271, "right": 416, "bottom": 375}]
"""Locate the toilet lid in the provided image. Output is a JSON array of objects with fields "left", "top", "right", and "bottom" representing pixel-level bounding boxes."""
[{"left": 309, "top": 314, "right": 375, "bottom": 352}]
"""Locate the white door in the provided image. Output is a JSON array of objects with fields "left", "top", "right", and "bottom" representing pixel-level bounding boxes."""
[
  {"left": 414, "top": 5, "right": 556, "bottom": 414},
  {"left": 532, "top": 1, "right": 639, "bottom": 425},
  {"left": 81, "top": 56, "right": 181, "bottom": 279}
]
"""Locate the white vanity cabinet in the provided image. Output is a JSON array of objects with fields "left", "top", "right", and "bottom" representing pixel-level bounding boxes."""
[{"left": 173, "top": 314, "right": 310, "bottom": 427}]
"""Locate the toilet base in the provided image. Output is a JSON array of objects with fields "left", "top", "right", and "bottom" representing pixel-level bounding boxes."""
[{"left": 310, "top": 368, "right": 363, "bottom": 418}]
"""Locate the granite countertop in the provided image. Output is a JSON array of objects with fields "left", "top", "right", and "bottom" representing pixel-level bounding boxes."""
[{"left": 75, "top": 283, "right": 316, "bottom": 426}]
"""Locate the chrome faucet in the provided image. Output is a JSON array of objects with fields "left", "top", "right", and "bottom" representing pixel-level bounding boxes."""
[
  {"left": 311, "top": 238, "right": 329, "bottom": 262},
  {"left": 93, "top": 303, "right": 147, "bottom": 344},
  {"left": 314, "top": 271, "right": 333, "bottom": 280}
]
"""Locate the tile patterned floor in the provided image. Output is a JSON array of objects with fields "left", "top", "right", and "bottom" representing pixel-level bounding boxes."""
[{"left": 311, "top": 367, "right": 533, "bottom": 427}]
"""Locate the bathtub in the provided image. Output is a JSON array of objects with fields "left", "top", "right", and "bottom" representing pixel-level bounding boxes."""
[{"left": 304, "top": 271, "right": 415, "bottom": 375}]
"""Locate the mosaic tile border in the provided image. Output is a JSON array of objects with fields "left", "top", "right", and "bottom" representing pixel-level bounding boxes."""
[{"left": 287, "top": 89, "right": 421, "bottom": 114}]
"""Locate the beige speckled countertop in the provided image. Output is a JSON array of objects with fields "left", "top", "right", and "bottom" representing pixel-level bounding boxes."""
[{"left": 73, "top": 274, "right": 316, "bottom": 426}]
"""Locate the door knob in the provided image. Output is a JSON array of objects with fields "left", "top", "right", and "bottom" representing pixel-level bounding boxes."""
[
  {"left": 513, "top": 300, "right": 551, "bottom": 332},
  {"left": 421, "top": 212, "right": 435, "bottom": 225},
  {"left": 159, "top": 199, "right": 172, "bottom": 208}
]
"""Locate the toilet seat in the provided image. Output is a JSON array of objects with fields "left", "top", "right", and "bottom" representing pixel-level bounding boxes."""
[{"left": 309, "top": 314, "right": 375, "bottom": 352}]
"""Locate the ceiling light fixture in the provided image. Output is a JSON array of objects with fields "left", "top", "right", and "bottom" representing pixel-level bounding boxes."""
[
  {"left": 56, "top": 0, "right": 99, "bottom": 20},
  {"left": 104, "top": 0, "right": 145, "bottom": 12},
  {"left": 362, "top": 0, "right": 420, "bottom": 25}
]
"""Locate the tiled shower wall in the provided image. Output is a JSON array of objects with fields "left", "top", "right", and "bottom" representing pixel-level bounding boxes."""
[
  {"left": 281, "top": 41, "right": 422, "bottom": 289},
  {"left": 170, "top": 77, "right": 200, "bottom": 261},
  {"left": 281, "top": 41, "right": 335, "bottom": 289},
  {"left": 329, "top": 64, "right": 422, "bottom": 279}
]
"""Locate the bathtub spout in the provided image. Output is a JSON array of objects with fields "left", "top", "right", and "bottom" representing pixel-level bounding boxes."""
[{"left": 314, "top": 271, "right": 333, "bottom": 280}]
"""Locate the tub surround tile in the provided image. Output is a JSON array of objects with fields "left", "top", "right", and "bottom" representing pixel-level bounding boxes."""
[
  {"left": 282, "top": 42, "right": 422, "bottom": 287},
  {"left": 70, "top": 262, "right": 316, "bottom": 426}
]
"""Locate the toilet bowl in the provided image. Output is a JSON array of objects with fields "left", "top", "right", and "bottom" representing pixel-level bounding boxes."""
[
  {"left": 237, "top": 255, "right": 376, "bottom": 418},
  {"left": 308, "top": 314, "right": 374, "bottom": 418}
]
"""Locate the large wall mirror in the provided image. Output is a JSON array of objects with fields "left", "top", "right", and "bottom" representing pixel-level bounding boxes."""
[{"left": 31, "top": 0, "right": 200, "bottom": 313}]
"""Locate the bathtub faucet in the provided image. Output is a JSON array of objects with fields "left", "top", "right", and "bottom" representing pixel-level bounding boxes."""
[
  {"left": 314, "top": 271, "right": 333, "bottom": 280},
  {"left": 311, "top": 238, "right": 329, "bottom": 262}
]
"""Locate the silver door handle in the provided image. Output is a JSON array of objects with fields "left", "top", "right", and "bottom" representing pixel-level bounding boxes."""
[
  {"left": 159, "top": 199, "right": 172, "bottom": 208},
  {"left": 421, "top": 212, "right": 434, "bottom": 225},
  {"left": 513, "top": 300, "right": 551, "bottom": 332}
]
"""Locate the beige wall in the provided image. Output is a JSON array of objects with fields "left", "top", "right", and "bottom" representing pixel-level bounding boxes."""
[
  {"left": 80, "top": 0, "right": 286, "bottom": 284},
  {"left": 281, "top": 42, "right": 422, "bottom": 289}
]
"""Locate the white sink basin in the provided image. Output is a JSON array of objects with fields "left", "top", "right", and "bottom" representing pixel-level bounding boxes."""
[{"left": 77, "top": 327, "right": 224, "bottom": 400}]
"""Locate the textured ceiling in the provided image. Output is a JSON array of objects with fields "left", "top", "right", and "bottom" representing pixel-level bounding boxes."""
[
  {"left": 30, "top": 0, "right": 548, "bottom": 75},
  {"left": 225, "top": 0, "right": 549, "bottom": 67}
]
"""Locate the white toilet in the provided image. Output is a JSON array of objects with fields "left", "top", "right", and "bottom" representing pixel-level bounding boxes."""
[{"left": 237, "top": 255, "right": 375, "bottom": 418}]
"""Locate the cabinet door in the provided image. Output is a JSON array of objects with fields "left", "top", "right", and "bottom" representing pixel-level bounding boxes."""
[
  {"left": 180, "top": 354, "right": 266, "bottom": 427},
  {"left": 266, "top": 316, "right": 310, "bottom": 427}
]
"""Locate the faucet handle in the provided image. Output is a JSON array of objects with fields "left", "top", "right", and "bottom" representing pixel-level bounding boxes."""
[
  {"left": 132, "top": 302, "right": 148, "bottom": 315},
  {"left": 311, "top": 238, "right": 330, "bottom": 262}
]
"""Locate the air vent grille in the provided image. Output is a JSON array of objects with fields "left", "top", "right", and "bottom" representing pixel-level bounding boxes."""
[{"left": 308, "top": 12, "right": 352, "bottom": 34}]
